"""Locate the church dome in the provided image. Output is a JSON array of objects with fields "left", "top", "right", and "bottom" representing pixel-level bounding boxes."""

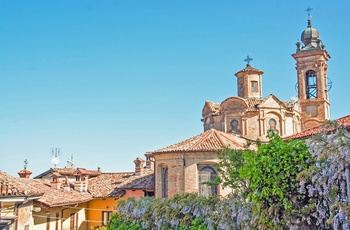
[{"left": 299, "top": 17, "right": 323, "bottom": 51}]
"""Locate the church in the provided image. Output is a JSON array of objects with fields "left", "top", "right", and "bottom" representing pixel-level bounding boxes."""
[{"left": 152, "top": 14, "right": 331, "bottom": 198}]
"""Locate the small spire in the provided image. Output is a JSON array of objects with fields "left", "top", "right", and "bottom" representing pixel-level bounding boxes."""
[
  {"left": 305, "top": 6, "right": 313, "bottom": 28},
  {"left": 24, "top": 159, "right": 28, "bottom": 169}
]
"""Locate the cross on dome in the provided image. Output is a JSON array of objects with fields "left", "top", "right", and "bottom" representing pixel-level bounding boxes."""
[{"left": 305, "top": 6, "right": 313, "bottom": 17}]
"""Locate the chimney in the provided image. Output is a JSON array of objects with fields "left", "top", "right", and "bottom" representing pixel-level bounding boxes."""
[
  {"left": 63, "top": 177, "right": 70, "bottom": 192},
  {"left": 50, "top": 172, "right": 61, "bottom": 190},
  {"left": 0, "top": 182, "right": 6, "bottom": 195},
  {"left": 82, "top": 175, "right": 89, "bottom": 192},
  {"left": 18, "top": 159, "right": 32, "bottom": 178},
  {"left": 18, "top": 169, "right": 32, "bottom": 179},
  {"left": 144, "top": 152, "right": 154, "bottom": 170},
  {"left": 134, "top": 157, "right": 145, "bottom": 176}
]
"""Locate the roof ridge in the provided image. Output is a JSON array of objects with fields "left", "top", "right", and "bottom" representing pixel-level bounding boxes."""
[{"left": 191, "top": 129, "right": 220, "bottom": 150}]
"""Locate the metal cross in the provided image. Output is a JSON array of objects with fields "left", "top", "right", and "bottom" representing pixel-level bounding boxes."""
[
  {"left": 305, "top": 6, "right": 313, "bottom": 17},
  {"left": 244, "top": 55, "right": 253, "bottom": 65}
]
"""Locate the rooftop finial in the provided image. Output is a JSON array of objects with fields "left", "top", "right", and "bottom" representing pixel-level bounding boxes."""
[
  {"left": 24, "top": 159, "right": 28, "bottom": 169},
  {"left": 305, "top": 6, "right": 313, "bottom": 27},
  {"left": 244, "top": 55, "right": 253, "bottom": 66}
]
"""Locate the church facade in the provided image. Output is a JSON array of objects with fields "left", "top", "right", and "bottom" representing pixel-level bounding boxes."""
[
  {"left": 202, "top": 16, "right": 330, "bottom": 142},
  {"left": 152, "top": 15, "right": 331, "bottom": 198}
]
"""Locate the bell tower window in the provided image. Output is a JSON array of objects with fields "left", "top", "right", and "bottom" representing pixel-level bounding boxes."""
[{"left": 306, "top": 70, "right": 317, "bottom": 99}]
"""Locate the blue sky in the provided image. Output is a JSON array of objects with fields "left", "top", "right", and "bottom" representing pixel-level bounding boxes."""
[{"left": 1, "top": 1, "right": 349, "bottom": 177}]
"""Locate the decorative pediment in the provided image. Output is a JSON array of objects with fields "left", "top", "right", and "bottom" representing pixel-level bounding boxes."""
[{"left": 258, "top": 94, "right": 286, "bottom": 109}]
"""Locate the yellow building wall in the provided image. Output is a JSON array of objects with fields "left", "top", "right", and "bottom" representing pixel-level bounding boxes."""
[
  {"left": 87, "top": 198, "right": 117, "bottom": 229},
  {"left": 87, "top": 190, "right": 146, "bottom": 229},
  {"left": 33, "top": 203, "right": 88, "bottom": 230}
]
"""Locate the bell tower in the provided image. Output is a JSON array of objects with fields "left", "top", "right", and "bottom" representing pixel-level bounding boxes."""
[{"left": 292, "top": 11, "right": 331, "bottom": 130}]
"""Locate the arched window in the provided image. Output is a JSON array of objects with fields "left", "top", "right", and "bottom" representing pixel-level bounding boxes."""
[
  {"left": 268, "top": 119, "right": 278, "bottom": 134},
  {"left": 198, "top": 165, "right": 217, "bottom": 197},
  {"left": 306, "top": 70, "right": 317, "bottom": 99},
  {"left": 162, "top": 168, "right": 168, "bottom": 198},
  {"left": 230, "top": 119, "right": 241, "bottom": 134}
]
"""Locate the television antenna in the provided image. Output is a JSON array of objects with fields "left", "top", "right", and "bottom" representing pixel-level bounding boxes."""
[
  {"left": 51, "top": 147, "right": 61, "bottom": 168},
  {"left": 67, "top": 154, "right": 75, "bottom": 168}
]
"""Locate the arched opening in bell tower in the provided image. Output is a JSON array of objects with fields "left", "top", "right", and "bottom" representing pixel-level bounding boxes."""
[{"left": 306, "top": 70, "right": 317, "bottom": 99}]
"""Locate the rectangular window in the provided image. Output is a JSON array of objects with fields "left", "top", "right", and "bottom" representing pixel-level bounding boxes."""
[
  {"left": 46, "top": 213, "right": 50, "bottom": 230},
  {"left": 24, "top": 225, "right": 29, "bottom": 230},
  {"left": 162, "top": 168, "right": 168, "bottom": 198},
  {"left": 251, "top": 81, "right": 258, "bottom": 92},
  {"left": 70, "top": 213, "right": 78, "bottom": 230},
  {"left": 55, "top": 212, "right": 59, "bottom": 230},
  {"left": 102, "top": 211, "right": 112, "bottom": 226}
]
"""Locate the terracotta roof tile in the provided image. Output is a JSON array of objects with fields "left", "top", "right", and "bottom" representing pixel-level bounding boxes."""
[
  {"left": 88, "top": 171, "right": 154, "bottom": 198},
  {"left": 235, "top": 64, "right": 264, "bottom": 75},
  {"left": 205, "top": 101, "right": 220, "bottom": 112},
  {"left": 1, "top": 166, "right": 154, "bottom": 205},
  {"left": 74, "top": 168, "right": 101, "bottom": 176},
  {"left": 153, "top": 129, "right": 248, "bottom": 153},
  {"left": 34, "top": 167, "right": 101, "bottom": 179},
  {"left": 0, "top": 171, "right": 92, "bottom": 207},
  {"left": 285, "top": 114, "right": 350, "bottom": 140}
]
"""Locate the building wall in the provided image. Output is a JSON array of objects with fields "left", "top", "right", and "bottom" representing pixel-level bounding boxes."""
[
  {"left": 124, "top": 190, "right": 145, "bottom": 199},
  {"left": 33, "top": 203, "right": 87, "bottom": 230},
  {"left": 86, "top": 190, "right": 146, "bottom": 229},
  {"left": 87, "top": 198, "right": 117, "bottom": 229},
  {"left": 17, "top": 202, "right": 34, "bottom": 230},
  {"left": 0, "top": 200, "right": 34, "bottom": 230},
  {"left": 205, "top": 104, "right": 301, "bottom": 142},
  {"left": 154, "top": 151, "right": 231, "bottom": 198}
]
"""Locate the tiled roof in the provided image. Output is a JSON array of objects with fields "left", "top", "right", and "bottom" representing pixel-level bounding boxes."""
[
  {"left": 285, "top": 114, "right": 350, "bottom": 140},
  {"left": 88, "top": 170, "right": 154, "bottom": 198},
  {"left": 205, "top": 100, "right": 220, "bottom": 112},
  {"left": 153, "top": 129, "right": 248, "bottom": 153},
  {"left": 235, "top": 64, "right": 264, "bottom": 75},
  {"left": 0, "top": 171, "right": 92, "bottom": 207},
  {"left": 1, "top": 166, "right": 155, "bottom": 206},
  {"left": 74, "top": 168, "right": 101, "bottom": 176},
  {"left": 34, "top": 167, "right": 101, "bottom": 179},
  {"left": 34, "top": 168, "right": 74, "bottom": 179}
]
